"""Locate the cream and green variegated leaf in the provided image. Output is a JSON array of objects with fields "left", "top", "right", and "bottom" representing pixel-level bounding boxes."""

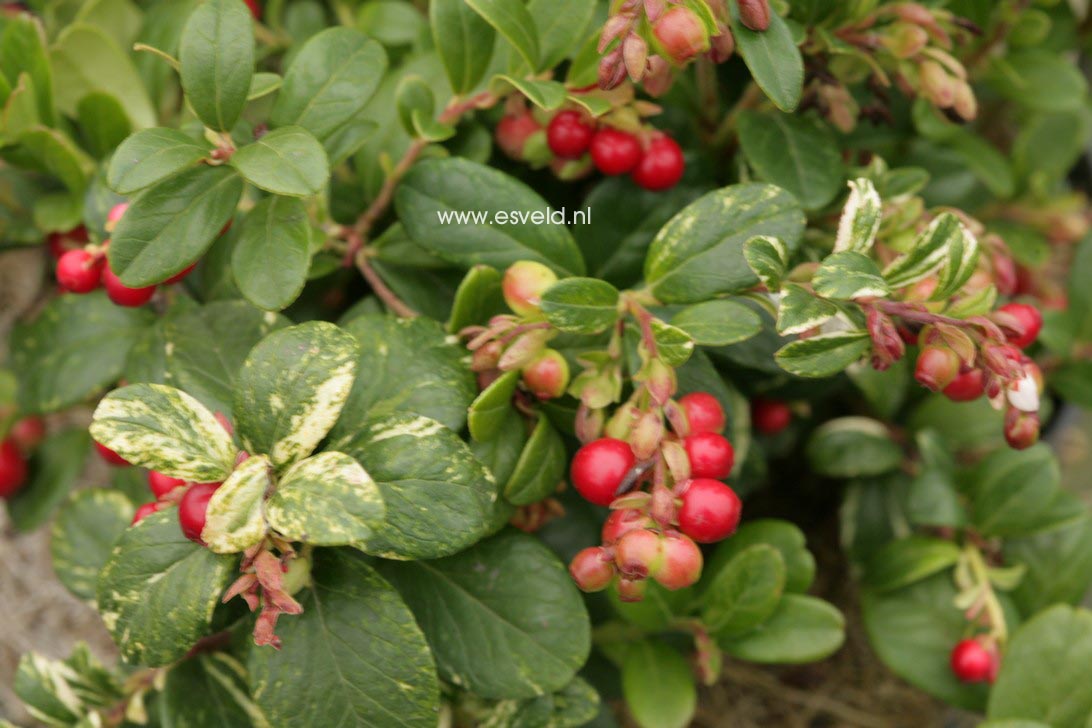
[
  {"left": 234, "top": 322, "right": 359, "bottom": 469},
  {"left": 775, "top": 331, "right": 872, "bottom": 378},
  {"left": 650, "top": 319, "right": 694, "bottom": 367},
  {"left": 882, "top": 213, "right": 964, "bottom": 289},
  {"left": 161, "top": 653, "right": 269, "bottom": 728},
  {"left": 14, "top": 646, "right": 121, "bottom": 727},
  {"left": 203, "top": 455, "right": 273, "bottom": 554},
  {"left": 930, "top": 224, "right": 980, "bottom": 302},
  {"left": 812, "top": 252, "right": 891, "bottom": 301},
  {"left": 96, "top": 509, "right": 235, "bottom": 666},
  {"left": 946, "top": 284, "right": 997, "bottom": 319},
  {"left": 266, "top": 451, "right": 384, "bottom": 546},
  {"left": 743, "top": 235, "right": 789, "bottom": 292},
  {"left": 90, "top": 383, "right": 237, "bottom": 482},
  {"left": 51, "top": 489, "right": 133, "bottom": 602},
  {"left": 540, "top": 277, "right": 620, "bottom": 334},
  {"left": 833, "top": 178, "right": 883, "bottom": 254},
  {"left": 776, "top": 284, "right": 838, "bottom": 336}
]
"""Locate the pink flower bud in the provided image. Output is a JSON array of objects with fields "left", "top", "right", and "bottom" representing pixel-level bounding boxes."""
[
  {"left": 623, "top": 32, "right": 649, "bottom": 81},
  {"left": 737, "top": 0, "right": 771, "bottom": 31}
]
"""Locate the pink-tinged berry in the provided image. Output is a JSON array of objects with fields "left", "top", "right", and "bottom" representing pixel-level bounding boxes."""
[
  {"left": 546, "top": 110, "right": 595, "bottom": 159},
  {"left": 94, "top": 441, "right": 129, "bottom": 466},
  {"left": 570, "top": 437, "right": 636, "bottom": 506},
  {"left": 1004, "top": 408, "right": 1040, "bottom": 450},
  {"left": 569, "top": 546, "right": 615, "bottom": 592},
  {"left": 654, "top": 532, "right": 703, "bottom": 590},
  {"left": 178, "top": 482, "right": 220, "bottom": 544},
  {"left": 683, "top": 432, "right": 734, "bottom": 479},
  {"left": 652, "top": 7, "right": 709, "bottom": 64},
  {"left": 631, "top": 134, "right": 685, "bottom": 191},
  {"left": 614, "top": 528, "right": 664, "bottom": 579},
  {"left": 678, "top": 478, "right": 742, "bottom": 543},
  {"left": 752, "top": 398, "right": 792, "bottom": 435},
  {"left": 102, "top": 266, "right": 156, "bottom": 307},
  {"left": 590, "top": 128, "right": 642, "bottom": 176},
  {"left": 521, "top": 349, "right": 570, "bottom": 400},
  {"left": 601, "top": 508, "right": 654, "bottom": 544},
  {"left": 943, "top": 369, "right": 985, "bottom": 402},
  {"left": 914, "top": 346, "right": 961, "bottom": 391},
  {"left": 164, "top": 262, "right": 197, "bottom": 285},
  {"left": 502, "top": 260, "right": 557, "bottom": 316},
  {"left": 0, "top": 438, "right": 28, "bottom": 499},
  {"left": 148, "top": 471, "right": 186, "bottom": 499},
  {"left": 496, "top": 113, "right": 543, "bottom": 161},
  {"left": 616, "top": 577, "right": 648, "bottom": 602},
  {"left": 131, "top": 501, "right": 167, "bottom": 526},
  {"left": 950, "top": 639, "right": 998, "bottom": 684},
  {"left": 679, "top": 392, "right": 726, "bottom": 435},
  {"left": 9, "top": 416, "right": 45, "bottom": 452},
  {"left": 56, "top": 249, "right": 105, "bottom": 294},
  {"left": 997, "top": 303, "right": 1042, "bottom": 349},
  {"left": 105, "top": 202, "right": 129, "bottom": 232}
]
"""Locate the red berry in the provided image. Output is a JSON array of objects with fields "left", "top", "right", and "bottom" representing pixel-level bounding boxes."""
[
  {"left": 521, "top": 349, "right": 570, "bottom": 400},
  {"left": 590, "top": 128, "right": 642, "bottom": 176},
  {"left": 569, "top": 546, "right": 615, "bottom": 592},
  {"left": 95, "top": 441, "right": 129, "bottom": 466},
  {"left": 9, "top": 416, "right": 45, "bottom": 452},
  {"left": 943, "top": 369, "right": 985, "bottom": 402},
  {"left": 570, "top": 438, "right": 636, "bottom": 506},
  {"left": 244, "top": 0, "right": 261, "bottom": 19},
  {"left": 915, "top": 346, "right": 961, "bottom": 391},
  {"left": 47, "top": 226, "right": 89, "bottom": 259},
  {"left": 679, "top": 392, "right": 726, "bottom": 435},
  {"left": 1004, "top": 407, "right": 1040, "bottom": 450},
  {"left": 652, "top": 7, "right": 709, "bottom": 63},
  {"left": 632, "top": 134, "right": 685, "bottom": 191},
  {"left": 0, "top": 438, "right": 28, "bottom": 499},
  {"left": 502, "top": 260, "right": 557, "bottom": 316},
  {"left": 163, "top": 262, "right": 197, "bottom": 285},
  {"left": 178, "top": 482, "right": 220, "bottom": 544},
  {"left": 752, "top": 398, "right": 792, "bottom": 435},
  {"left": 683, "top": 432, "right": 734, "bottom": 479},
  {"left": 546, "top": 110, "right": 595, "bottom": 159},
  {"left": 601, "top": 508, "right": 654, "bottom": 544},
  {"left": 950, "top": 639, "right": 998, "bottom": 684},
  {"left": 148, "top": 471, "right": 186, "bottom": 499},
  {"left": 131, "top": 501, "right": 167, "bottom": 526},
  {"left": 496, "top": 113, "right": 543, "bottom": 161},
  {"left": 102, "top": 266, "right": 156, "bottom": 307},
  {"left": 678, "top": 478, "right": 742, "bottom": 543},
  {"left": 654, "top": 532, "right": 703, "bottom": 590},
  {"left": 998, "top": 303, "right": 1042, "bottom": 349},
  {"left": 614, "top": 528, "right": 664, "bottom": 579},
  {"left": 56, "top": 249, "right": 105, "bottom": 293}
]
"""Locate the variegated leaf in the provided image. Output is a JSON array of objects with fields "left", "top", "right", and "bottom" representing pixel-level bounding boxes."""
[
  {"left": 266, "top": 451, "right": 384, "bottom": 546},
  {"left": 90, "top": 383, "right": 237, "bottom": 482},
  {"left": 14, "top": 645, "right": 121, "bottom": 727},
  {"left": 650, "top": 319, "right": 695, "bottom": 366},
  {"left": 946, "top": 284, "right": 997, "bottom": 319},
  {"left": 930, "top": 224, "right": 980, "bottom": 301},
  {"left": 775, "top": 331, "right": 872, "bottom": 378},
  {"left": 777, "top": 284, "right": 838, "bottom": 336},
  {"left": 235, "top": 321, "right": 359, "bottom": 469},
  {"left": 203, "top": 455, "right": 273, "bottom": 554},
  {"left": 812, "top": 251, "right": 891, "bottom": 301},
  {"left": 882, "top": 213, "right": 963, "bottom": 289},
  {"left": 743, "top": 235, "right": 789, "bottom": 292},
  {"left": 833, "top": 178, "right": 882, "bottom": 254},
  {"left": 51, "top": 489, "right": 133, "bottom": 603},
  {"left": 161, "top": 653, "right": 270, "bottom": 728}
]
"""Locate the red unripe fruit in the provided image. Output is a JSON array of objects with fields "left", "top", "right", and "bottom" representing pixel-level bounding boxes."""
[
  {"left": 47, "top": 226, "right": 89, "bottom": 259},
  {"left": 131, "top": 501, "right": 167, "bottom": 526},
  {"left": 950, "top": 639, "right": 998, "bottom": 684},
  {"left": 102, "top": 266, "right": 156, "bottom": 307},
  {"left": 9, "top": 416, "right": 45, "bottom": 452},
  {"left": 546, "top": 110, "right": 595, "bottom": 159},
  {"left": 56, "top": 249, "right": 105, "bottom": 293},
  {"left": 616, "top": 577, "right": 648, "bottom": 602},
  {"left": 570, "top": 437, "right": 636, "bottom": 506},
  {"left": 496, "top": 113, "right": 543, "bottom": 161},
  {"left": 1004, "top": 408, "right": 1040, "bottom": 450},
  {"left": 683, "top": 432, "right": 734, "bottom": 479},
  {"left": 0, "top": 438, "right": 28, "bottom": 498},
  {"left": 652, "top": 7, "right": 709, "bottom": 64},
  {"left": 614, "top": 528, "right": 664, "bottom": 579},
  {"left": 943, "top": 369, "right": 985, "bottom": 402},
  {"left": 655, "top": 532, "right": 703, "bottom": 590},
  {"left": 569, "top": 546, "right": 615, "bottom": 592},
  {"left": 502, "top": 260, "right": 557, "bottom": 316},
  {"left": 178, "top": 482, "right": 220, "bottom": 544},
  {"left": 915, "top": 346, "right": 961, "bottom": 391},
  {"left": 105, "top": 202, "right": 129, "bottom": 232},
  {"left": 521, "top": 349, "right": 570, "bottom": 400},
  {"left": 148, "top": 471, "right": 186, "bottom": 499},
  {"left": 164, "top": 262, "right": 197, "bottom": 285},
  {"left": 590, "top": 128, "right": 642, "bottom": 176},
  {"left": 998, "top": 303, "right": 1042, "bottom": 349},
  {"left": 94, "top": 441, "right": 129, "bottom": 466},
  {"left": 678, "top": 392, "right": 726, "bottom": 434},
  {"left": 678, "top": 478, "right": 742, "bottom": 543},
  {"left": 632, "top": 134, "right": 685, "bottom": 191},
  {"left": 601, "top": 508, "right": 654, "bottom": 544},
  {"left": 752, "top": 398, "right": 792, "bottom": 435},
  {"left": 244, "top": 0, "right": 261, "bottom": 19}
]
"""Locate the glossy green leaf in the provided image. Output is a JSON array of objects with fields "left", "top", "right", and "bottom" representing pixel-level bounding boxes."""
[
  {"left": 650, "top": 319, "right": 695, "bottom": 366},
  {"left": 179, "top": 0, "right": 255, "bottom": 131},
  {"left": 76, "top": 92, "right": 131, "bottom": 159},
  {"left": 720, "top": 594, "right": 845, "bottom": 664},
  {"left": 863, "top": 537, "right": 961, "bottom": 593},
  {"left": 161, "top": 654, "right": 265, "bottom": 728},
  {"left": 468, "top": 369, "right": 520, "bottom": 443},
  {"left": 706, "top": 519, "right": 815, "bottom": 594},
  {"left": 6, "top": 429, "right": 90, "bottom": 532},
  {"left": 504, "top": 415, "right": 565, "bottom": 505},
  {"left": 0, "top": 14, "right": 53, "bottom": 125},
  {"left": 971, "top": 444, "right": 1065, "bottom": 538},
  {"left": 231, "top": 126, "right": 329, "bottom": 197},
  {"left": 621, "top": 640, "right": 696, "bottom": 728},
  {"left": 17, "top": 127, "right": 94, "bottom": 194},
  {"left": 882, "top": 213, "right": 965, "bottom": 289},
  {"left": 737, "top": 111, "right": 843, "bottom": 209},
  {"left": 448, "top": 264, "right": 506, "bottom": 333},
  {"left": 430, "top": 0, "right": 495, "bottom": 94},
  {"left": 1007, "top": 517, "right": 1092, "bottom": 615},
  {"left": 466, "top": 0, "right": 539, "bottom": 69},
  {"left": 50, "top": 489, "right": 133, "bottom": 602},
  {"left": 703, "top": 544, "right": 786, "bottom": 637},
  {"left": 232, "top": 195, "right": 312, "bottom": 310},
  {"left": 491, "top": 76, "right": 567, "bottom": 110},
  {"left": 671, "top": 299, "right": 763, "bottom": 346},
  {"left": 528, "top": 0, "right": 596, "bottom": 69},
  {"left": 806, "top": 417, "right": 902, "bottom": 478},
  {"left": 202, "top": 454, "right": 272, "bottom": 554},
  {"left": 987, "top": 50, "right": 1087, "bottom": 112},
  {"left": 107, "top": 128, "right": 207, "bottom": 195},
  {"left": 729, "top": 5, "right": 803, "bottom": 112}
]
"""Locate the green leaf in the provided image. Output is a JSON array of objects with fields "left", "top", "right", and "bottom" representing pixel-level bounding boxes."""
[
  {"left": 863, "top": 537, "right": 961, "bottom": 593},
  {"left": 528, "top": 0, "right": 596, "bottom": 70},
  {"left": 987, "top": 50, "right": 1087, "bottom": 112},
  {"left": 491, "top": 76, "right": 567, "bottom": 111},
  {"left": 720, "top": 594, "right": 845, "bottom": 663},
  {"left": 743, "top": 235, "right": 789, "bottom": 292},
  {"left": 706, "top": 519, "right": 815, "bottom": 594},
  {"left": 729, "top": 4, "right": 803, "bottom": 112},
  {"left": 235, "top": 321, "right": 359, "bottom": 469},
  {"left": 882, "top": 213, "right": 966, "bottom": 289},
  {"left": 202, "top": 454, "right": 272, "bottom": 554},
  {"left": 703, "top": 544, "right": 786, "bottom": 637},
  {"left": 357, "top": 1, "right": 425, "bottom": 47},
  {"left": 1007, "top": 516, "right": 1092, "bottom": 615},
  {"left": 76, "top": 92, "right": 131, "bottom": 159},
  {"left": 469, "top": 369, "right": 520, "bottom": 443},
  {"left": 430, "top": 0, "right": 495, "bottom": 94},
  {"left": 17, "top": 126, "right": 95, "bottom": 194},
  {"left": 671, "top": 299, "right": 763, "bottom": 346},
  {"left": 396, "top": 158, "right": 586, "bottom": 276},
  {"left": 266, "top": 451, "right": 385, "bottom": 546},
  {"left": 621, "top": 640, "right": 696, "bottom": 728},
  {"left": 378, "top": 530, "right": 590, "bottom": 699},
  {"left": 645, "top": 183, "right": 805, "bottom": 304},
  {"left": 507, "top": 676, "right": 601, "bottom": 728},
  {"left": 650, "top": 319, "right": 695, "bottom": 366},
  {"left": 812, "top": 251, "right": 890, "bottom": 300},
  {"left": 109, "top": 165, "right": 244, "bottom": 287},
  {"left": 90, "top": 383, "right": 238, "bottom": 482},
  {"left": 540, "top": 277, "right": 620, "bottom": 334},
  {"left": 51, "top": 489, "right": 133, "bottom": 602},
  {"left": 231, "top": 195, "right": 312, "bottom": 311},
  {"left": 249, "top": 549, "right": 439, "bottom": 728},
  {"left": 161, "top": 654, "right": 265, "bottom": 728},
  {"left": 466, "top": 0, "right": 539, "bottom": 69},
  {"left": 737, "top": 111, "right": 843, "bottom": 210},
  {"left": 929, "top": 224, "right": 980, "bottom": 301},
  {"left": 396, "top": 75, "right": 455, "bottom": 141},
  {"left": 11, "top": 292, "right": 153, "bottom": 413},
  {"left": 834, "top": 178, "right": 883, "bottom": 254},
  {"left": 179, "top": 0, "right": 255, "bottom": 131},
  {"left": 448, "top": 264, "right": 506, "bottom": 333},
  {"left": 231, "top": 126, "right": 329, "bottom": 197},
  {"left": 806, "top": 416, "right": 902, "bottom": 478},
  {"left": 775, "top": 331, "right": 871, "bottom": 378},
  {"left": 97, "top": 509, "right": 235, "bottom": 666},
  {"left": 14, "top": 647, "right": 121, "bottom": 726},
  {"left": 247, "top": 71, "right": 282, "bottom": 100},
  {"left": 776, "top": 283, "right": 837, "bottom": 335},
  {"left": 6, "top": 429, "right": 90, "bottom": 532},
  {"left": 0, "top": 14, "right": 53, "bottom": 125},
  {"left": 971, "top": 444, "right": 1065, "bottom": 538},
  {"left": 107, "top": 128, "right": 208, "bottom": 195},
  {"left": 504, "top": 415, "right": 565, "bottom": 505},
  {"left": 336, "top": 413, "right": 496, "bottom": 559},
  {"left": 271, "top": 28, "right": 387, "bottom": 144}
]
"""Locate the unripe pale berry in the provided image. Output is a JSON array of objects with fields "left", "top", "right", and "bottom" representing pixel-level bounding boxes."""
[
  {"left": 95, "top": 441, "right": 129, "bottom": 466},
  {"left": 631, "top": 134, "right": 685, "bottom": 191},
  {"left": 131, "top": 501, "right": 167, "bottom": 526},
  {"left": 950, "top": 639, "right": 998, "bottom": 684},
  {"left": 496, "top": 113, "right": 543, "bottom": 161},
  {"left": 570, "top": 437, "right": 636, "bottom": 506},
  {"left": 679, "top": 392, "right": 726, "bottom": 435},
  {"left": 654, "top": 532, "right": 703, "bottom": 590},
  {"left": 521, "top": 349, "right": 570, "bottom": 400},
  {"left": 590, "top": 128, "right": 642, "bottom": 176},
  {"left": 569, "top": 546, "right": 615, "bottom": 592},
  {"left": 943, "top": 369, "right": 985, "bottom": 402},
  {"left": 9, "top": 416, "right": 45, "bottom": 452},
  {"left": 915, "top": 346, "right": 961, "bottom": 391},
  {"left": 683, "top": 432, "right": 734, "bottom": 479},
  {"left": 0, "top": 438, "right": 28, "bottom": 499},
  {"left": 102, "top": 266, "right": 156, "bottom": 307},
  {"left": 752, "top": 398, "right": 792, "bottom": 435},
  {"left": 601, "top": 508, "right": 654, "bottom": 544},
  {"left": 652, "top": 7, "right": 709, "bottom": 64},
  {"left": 614, "top": 528, "right": 664, "bottom": 579},
  {"left": 677, "top": 478, "right": 742, "bottom": 543},
  {"left": 148, "top": 471, "right": 186, "bottom": 499},
  {"left": 546, "top": 110, "right": 595, "bottom": 159},
  {"left": 56, "top": 249, "right": 105, "bottom": 294},
  {"left": 502, "top": 261, "right": 557, "bottom": 317},
  {"left": 178, "top": 482, "right": 220, "bottom": 544},
  {"left": 997, "top": 303, "right": 1042, "bottom": 349}
]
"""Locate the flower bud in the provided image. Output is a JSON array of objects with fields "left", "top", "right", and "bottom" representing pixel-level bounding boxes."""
[
  {"left": 710, "top": 24, "right": 735, "bottom": 62},
  {"left": 1006, "top": 371, "right": 1040, "bottom": 413},
  {"left": 599, "top": 13, "right": 632, "bottom": 53},
  {"left": 569, "top": 547, "right": 616, "bottom": 592},
  {"left": 602, "top": 508, "right": 654, "bottom": 545},
  {"left": 982, "top": 343, "right": 1024, "bottom": 380},
  {"left": 623, "top": 32, "right": 648, "bottom": 81},
  {"left": 606, "top": 402, "right": 641, "bottom": 440},
  {"left": 867, "top": 308, "right": 905, "bottom": 371},
  {"left": 614, "top": 528, "right": 664, "bottom": 579},
  {"left": 990, "top": 247, "right": 1018, "bottom": 297},
  {"left": 919, "top": 60, "right": 955, "bottom": 108},
  {"left": 661, "top": 440, "right": 691, "bottom": 483},
  {"left": 650, "top": 483, "right": 676, "bottom": 526},
  {"left": 642, "top": 55, "right": 675, "bottom": 97},
  {"left": 644, "top": 0, "right": 666, "bottom": 23},
  {"left": 629, "top": 411, "right": 664, "bottom": 460},
  {"left": 653, "top": 7, "right": 709, "bottom": 64},
  {"left": 575, "top": 403, "right": 605, "bottom": 443},
  {"left": 1004, "top": 407, "right": 1040, "bottom": 450},
  {"left": 738, "top": 0, "right": 771, "bottom": 31},
  {"left": 915, "top": 346, "right": 961, "bottom": 391},
  {"left": 951, "top": 79, "right": 978, "bottom": 121},
  {"left": 498, "top": 329, "right": 550, "bottom": 371},
  {"left": 599, "top": 46, "right": 627, "bottom": 90},
  {"left": 643, "top": 358, "right": 677, "bottom": 406},
  {"left": 502, "top": 261, "right": 558, "bottom": 316},
  {"left": 882, "top": 22, "right": 929, "bottom": 58},
  {"left": 471, "top": 340, "right": 502, "bottom": 372},
  {"left": 654, "top": 532, "right": 703, "bottom": 590},
  {"left": 521, "top": 349, "right": 570, "bottom": 400}
]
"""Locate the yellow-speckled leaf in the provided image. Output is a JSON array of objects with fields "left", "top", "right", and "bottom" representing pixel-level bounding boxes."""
[{"left": 203, "top": 455, "right": 273, "bottom": 554}]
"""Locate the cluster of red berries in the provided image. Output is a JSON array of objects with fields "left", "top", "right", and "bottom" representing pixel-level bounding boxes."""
[
  {"left": 0, "top": 416, "right": 45, "bottom": 499},
  {"left": 497, "top": 108, "right": 685, "bottom": 192},
  {"left": 568, "top": 392, "right": 742, "bottom": 599},
  {"left": 54, "top": 204, "right": 197, "bottom": 306},
  {"left": 949, "top": 637, "right": 1000, "bottom": 684}
]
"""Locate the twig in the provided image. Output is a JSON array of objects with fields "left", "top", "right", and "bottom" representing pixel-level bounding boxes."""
[{"left": 354, "top": 249, "right": 419, "bottom": 318}]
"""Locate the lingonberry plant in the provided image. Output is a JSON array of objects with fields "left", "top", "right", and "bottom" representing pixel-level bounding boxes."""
[{"left": 2, "top": 0, "right": 1092, "bottom": 726}]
